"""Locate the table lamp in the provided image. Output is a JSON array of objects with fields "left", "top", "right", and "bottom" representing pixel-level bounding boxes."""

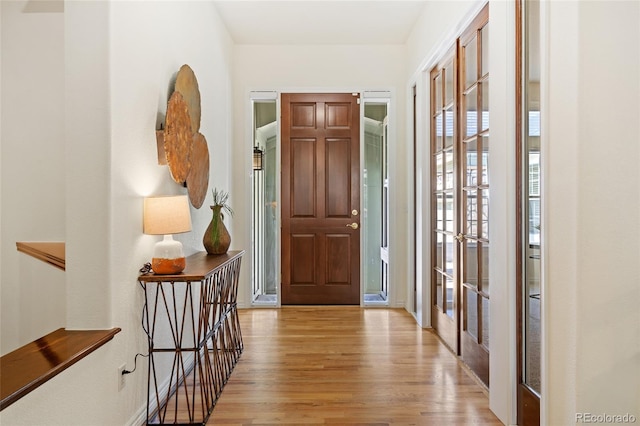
[{"left": 143, "top": 195, "right": 192, "bottom": 274}]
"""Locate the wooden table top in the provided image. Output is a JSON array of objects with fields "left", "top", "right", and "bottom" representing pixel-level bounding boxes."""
[{"left": 138, "top": 250, "right": 244, "bottom": 282}]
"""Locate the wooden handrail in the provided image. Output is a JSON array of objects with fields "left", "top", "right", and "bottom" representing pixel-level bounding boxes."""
[
  {"left": 16, "top": 242, "right": 65, "bottom": 271},
  {"left": 0, "top": 327, "right": 121, "bottom": 410}
]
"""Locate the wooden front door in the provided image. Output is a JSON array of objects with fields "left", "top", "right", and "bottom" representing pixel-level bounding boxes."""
[{"left": 281, "top": 93, "right": 360, "bottom": 305}]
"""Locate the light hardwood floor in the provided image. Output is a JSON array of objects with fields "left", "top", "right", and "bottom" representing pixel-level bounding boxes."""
[{"left": 205, "top": 307, "right": 502, "bottom": 425}]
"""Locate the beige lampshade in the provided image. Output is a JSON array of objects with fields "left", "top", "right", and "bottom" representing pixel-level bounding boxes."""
[{"left": 143, "top": 195, "right": 192, "bottom": 235}]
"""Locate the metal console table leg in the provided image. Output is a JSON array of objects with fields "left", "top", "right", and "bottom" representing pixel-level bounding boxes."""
[{"left": 138, "top": 251, "right": 244, "bottom": 426}]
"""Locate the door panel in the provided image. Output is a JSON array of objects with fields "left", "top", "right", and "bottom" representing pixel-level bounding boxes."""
[
  {"left": 326, "top": 234, "right": 351, "bottom": 283},
  {"left": 291, "top": 138, "right": 316, "bottom": 217},
  {"left": 282, "top": 93, "right": 360, "bottom": 305},
  {"left": 431, "top": 47, "right": 459, "bottom": 354},
  {"left": 326, "top": 138, "right": 351, "bottom": 217},
  {"left": 430, "top": 5, "right": 489, "bottom": 386},
  {"left": 326, "top": 102, "right": 352, "bottom": 128},
  {"left": 460, "top": 6, "right": 490, "bottom": 387},
  {"left": 292, "top": 103, "right": 316, "bottom": 128},
  {"left": 290, "top": 234, "right": 315, "bottom": 284}
]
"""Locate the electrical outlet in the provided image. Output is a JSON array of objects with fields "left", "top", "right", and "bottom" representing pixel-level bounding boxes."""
[{"left": 118, "top": 364, "right": 126, "bottom": 391}]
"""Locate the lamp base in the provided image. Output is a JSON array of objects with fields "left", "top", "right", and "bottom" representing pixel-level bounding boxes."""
[
  {"left": 151, "top": 235, "right": 186, "bottom": 274},
  {"left": 151, "top": 256, "right": 186, "bottom": 274}
]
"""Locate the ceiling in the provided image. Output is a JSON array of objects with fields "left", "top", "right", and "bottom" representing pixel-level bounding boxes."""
[{"left": 212, "top": 1, "right": 429, "bottom": 45}]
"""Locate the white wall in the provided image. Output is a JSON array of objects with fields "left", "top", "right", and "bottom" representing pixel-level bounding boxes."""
[
  {"left": 0, "top": 0, "right": 66, "bottom": 355},
  {"left": 232, "top": 44, "right": 408, "bottom": 309},
  {"left": 65, "top": 0, "right": 112, "bottom": 330},
  {"left": 487, "top": 2, "right": 517, "bottom": 422},
  {"left": 406, "top": 0, "right": 477, "bottom": 78},
  {"left": 0, "top": 1, "right": 234, "bottom": 424},
  {"left": 543, "top": 1, "right": 640, "bottom": 423}
]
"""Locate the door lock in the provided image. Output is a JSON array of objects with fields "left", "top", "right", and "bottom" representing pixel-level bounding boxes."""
[
  {"left": 352, "top": 209, "right": 359, "bottom": 216},
  {"left": 455, "top": 232, "right": 465, "bottom": 242},
  {"left": 346, "top": 223, "right": 359, "bottom": 230}
]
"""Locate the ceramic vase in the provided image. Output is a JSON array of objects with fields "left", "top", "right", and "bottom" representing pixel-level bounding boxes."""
[{"left": 203, "top": 205, "right": 231, "bottom": 254}]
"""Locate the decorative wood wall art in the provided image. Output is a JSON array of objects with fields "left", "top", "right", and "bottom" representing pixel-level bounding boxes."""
[
  {"left": 159, "top": 64, "right": 210, "bottom": 209},
  {"left": 175, "top": 64, "right": 201, "bottom": 134},
  {"left": 164, "top": 91, "right": 192, "bottom": 184},
  {"left": 186, "top": 132, "right": 210, "bottom": 209}
]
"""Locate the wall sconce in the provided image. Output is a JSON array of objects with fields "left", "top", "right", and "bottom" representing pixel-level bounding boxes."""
[
  {"left": 253, "top": 146, "right": 264, "bottom": 171},
  {"left": 143, "top": 195, "right": 192, "bottom": 274}
]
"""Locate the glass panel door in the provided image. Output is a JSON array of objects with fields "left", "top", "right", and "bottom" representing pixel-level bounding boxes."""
[
  {"left": 517, "top": 0, "right": 542, "bottom": 422},
  {"left": 523, "top": 0, "right": 541, "bottom": 396},
  {"left": 430, "top": 47, "right": 459, "bottom": 353},
  {"left": 459, "top": 10, "right": 490, "bottom": 387}
]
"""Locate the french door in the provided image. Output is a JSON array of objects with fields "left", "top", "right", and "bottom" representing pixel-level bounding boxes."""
[{"left": 430, "top": 4, "right": 490, "bottom": 387}]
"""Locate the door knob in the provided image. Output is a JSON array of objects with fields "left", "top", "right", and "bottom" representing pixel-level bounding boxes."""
[
  {"left": 346, "top": 223, "right": 359, "bottom": 230},
  {"left": 455, "top": 232, "right": 465, "bottom": 242}
]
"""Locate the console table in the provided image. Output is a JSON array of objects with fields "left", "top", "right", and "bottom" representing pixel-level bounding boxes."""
[{"left": 138, "top": 250, "right": 244, "bottom": 425}]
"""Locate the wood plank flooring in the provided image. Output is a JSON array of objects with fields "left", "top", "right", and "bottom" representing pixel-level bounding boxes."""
[{"left": 205, "top": 307, "right": 502, "bottom": 425}]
